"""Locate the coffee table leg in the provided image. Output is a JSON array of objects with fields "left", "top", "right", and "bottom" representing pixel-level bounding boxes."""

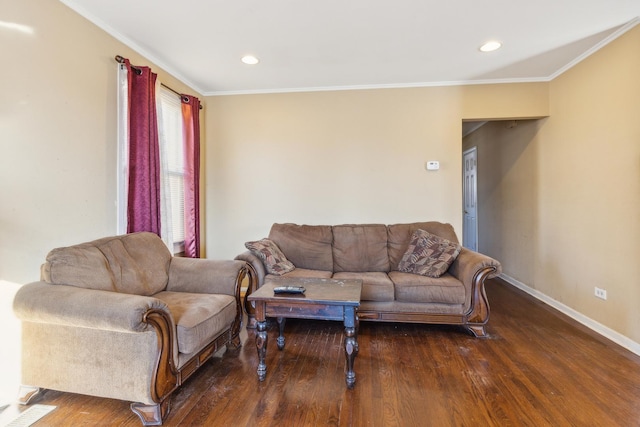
[
  {"left": 256, "top": 320, "right": 268, "bottom": 381},
  {"left": 355, "top": 313, "right": 360, "bottom": 356},
  {"left": 255, "top": 300, "right": 268, "bottom": 382},
  {"left": 344, "top": 306, "right": 358, "bottom": 388},
  {"left": 256, "top": 322, "right": 267, "bottom": 381},
  {"left": 276, "top": 317, "right": 286, "bottom": 350}
]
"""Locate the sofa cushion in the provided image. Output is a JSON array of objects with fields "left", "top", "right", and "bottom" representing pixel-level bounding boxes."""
[
  {"left": 154, "top": 291, "right": 237, "bottom": 354},
  {"left": 387, "top": 222, "right": 459, "bottom": 271},
  {"left": 245, "top": 238, "right": 295, "bottom": 275},
  {"left": 397, "top": 229, "right": 462, "bottom": 278},
  {"left": 332, "top": 224, "right": 390, "bottom": 273},
  {"left": 272, "top": 268, "right": 333, "bottom": 281},
  {"left": 41, "top": 232, "right": 171, "bottom": 296},
  {"left": 332, "top": 272, "right": 394, "bottom": 302},
  {"left": 389, "top": 271, "right": 465, "bottom": 304},
  {"left": 269, "top": 224, "right": 334, "bottom": 271}
]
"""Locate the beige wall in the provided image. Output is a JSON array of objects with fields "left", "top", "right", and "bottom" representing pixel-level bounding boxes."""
[
  {"left": 204, "top": 84, "right": 548, "bottom": 259},
  {"left": 460, "top": 83, "right": 549, "bottom": 121},
  {"left": 0, "top": 0, "right": 200, "bottom": 284},
  {"left": 464, "top": 25, "right": 640, "bottom": 344},
  {"left": 540, "top": 25, "right": 640, "bottom": 341}
]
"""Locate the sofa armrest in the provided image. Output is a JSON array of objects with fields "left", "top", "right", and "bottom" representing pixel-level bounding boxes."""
[
  {"left": 14, "top": 281, "right": 181, "bottom": 405},
  {"left": 167, "top": 258, "right": 246, "bottom": 296},
  {"left": 448, "top": 248, "right": 501, "bottom": 324},
  {"left": 449, "top": 248, "right": 502, "bottom": 286},
  {"left": 235, "top": 251, "right": 267, "bottom": 287},
  {"left": 234, "top": 251, "right": 265, "bottom": 326},
  {"left": 13, "top": 281, "right": 169, "bottom": 333}
]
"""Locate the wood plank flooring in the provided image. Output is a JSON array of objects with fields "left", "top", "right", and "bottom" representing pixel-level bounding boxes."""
[{"left": 5, "top": 278, "right": 640, "bottom": 426}]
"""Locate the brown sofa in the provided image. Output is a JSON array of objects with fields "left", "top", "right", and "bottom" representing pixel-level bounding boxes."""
[
  {"left": 13, "top": 232, "right": 250, "bottom": 426},
  {"left": 236, "top": 222, "right": 501, "bottom": 337}
]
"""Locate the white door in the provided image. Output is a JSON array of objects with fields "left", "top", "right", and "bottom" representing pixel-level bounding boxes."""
[{"left": 463, "top": 147, "right": 478, "bottom": 251}]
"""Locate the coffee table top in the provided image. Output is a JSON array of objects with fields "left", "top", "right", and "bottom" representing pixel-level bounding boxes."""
[{"left": 248, "top": 277, "right": 362, "bottom": 306}]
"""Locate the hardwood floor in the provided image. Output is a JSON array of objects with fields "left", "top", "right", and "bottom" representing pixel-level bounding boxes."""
[{"left": 5, "top": 278, "right": 640, "bottom": 426}]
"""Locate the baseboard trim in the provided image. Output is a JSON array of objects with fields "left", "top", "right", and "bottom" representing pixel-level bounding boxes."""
[{"left": 498, "top": 274, "right": 640, "bottom": 357}]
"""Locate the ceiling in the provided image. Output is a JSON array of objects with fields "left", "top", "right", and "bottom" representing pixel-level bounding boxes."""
[{"left": 60, "top": 0, "right": 639, "bottom": 96}]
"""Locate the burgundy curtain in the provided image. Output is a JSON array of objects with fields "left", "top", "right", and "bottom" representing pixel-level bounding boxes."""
[
  {"left": 124, "top": 59, "right": 161, "bottom": 236},
  {"left": 181, "top": 95, "right": 201, "bottom": 258}
]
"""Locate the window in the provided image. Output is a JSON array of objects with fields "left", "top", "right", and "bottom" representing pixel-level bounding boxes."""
[{"left": 157, "top": 87, "right": 186, "bottom": 254}]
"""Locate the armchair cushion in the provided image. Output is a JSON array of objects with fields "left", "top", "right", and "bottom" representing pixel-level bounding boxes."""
[
  {"left": 154, "top": 291, "right": 237, "bottom": 354},
  {"left": 41, "top": 232, "right": 171, "bottom": 296}
]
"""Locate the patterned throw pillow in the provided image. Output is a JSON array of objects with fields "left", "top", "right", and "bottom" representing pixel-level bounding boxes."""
[
  {"left": 245, "top": 238, "right": 295, "bottom": 275},
  {"left": 397, "top": 229, "right": 462, "bottom": 278}
]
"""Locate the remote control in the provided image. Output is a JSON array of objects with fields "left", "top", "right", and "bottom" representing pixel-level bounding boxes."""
[{"left": 273, "top": 286, "right": 306, "bottom": 294}]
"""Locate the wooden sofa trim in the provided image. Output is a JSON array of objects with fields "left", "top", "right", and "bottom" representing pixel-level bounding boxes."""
[
  {"left": 243, "top": 262, "right": 259, "bottom": 327},
  {"left": 463, "top": 265, "right": 498, "bottom": 337}
]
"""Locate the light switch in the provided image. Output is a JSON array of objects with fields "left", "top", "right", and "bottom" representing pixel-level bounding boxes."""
[{"left": 426, "top": 161, "right": 440, "bottom": 171}]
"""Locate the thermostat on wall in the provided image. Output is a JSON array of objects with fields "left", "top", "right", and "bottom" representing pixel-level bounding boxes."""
[{"left": 425, "top": 161, "right": 440, "bottom": 171}]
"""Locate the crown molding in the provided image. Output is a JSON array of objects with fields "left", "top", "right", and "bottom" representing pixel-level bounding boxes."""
[
  {"left": 59, "top": 0, "right": 205, "bottom": 95},
  {"left": 60, "top": 1, "right": 638, "bottom": 98},
  {"left": 548, "top": 16, "right": 639, "bottom": 80},
  {"left": 203, "top": 77, "right": 551, "bottom": 97}
]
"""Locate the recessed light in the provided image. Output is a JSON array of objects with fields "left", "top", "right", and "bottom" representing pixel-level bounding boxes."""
[
  {"left": 479, "top": 41, "right": 502, "bottom": 52},
  {"left": 241, "top": 55, "right": 259, "bottom": 65}
]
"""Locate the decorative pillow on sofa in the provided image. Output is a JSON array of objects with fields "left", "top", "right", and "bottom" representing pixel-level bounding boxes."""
[
  {"left": 397, "top": 229, "right": 462, "bottom": 278},
  {"left": 245, "top": 238, "right": 295, "bottom": 275}
]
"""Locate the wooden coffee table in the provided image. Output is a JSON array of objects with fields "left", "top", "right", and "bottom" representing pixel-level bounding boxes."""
[{"left": 247, "top": 277, "right": 362, "bottom": 388}]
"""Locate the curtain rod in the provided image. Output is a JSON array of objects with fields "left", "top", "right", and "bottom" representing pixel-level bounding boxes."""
[{"left": 115, "top": 55, "right": 202, "bottom": 110}]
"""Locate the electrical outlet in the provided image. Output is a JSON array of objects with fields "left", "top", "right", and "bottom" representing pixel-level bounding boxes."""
[{"left": 594, "top": 287, "right": 607, "bottom": 300}]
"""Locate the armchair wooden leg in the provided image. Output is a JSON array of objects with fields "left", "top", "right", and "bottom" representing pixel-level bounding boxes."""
[
  {"left": 466, "top": 324, "right": 487, "bottom": 337},
  {"left": 130, "top": 399, "right": 170, "bottom": 426},
  {"left": 17, "top": 385, "right": 42, "bottom": 405},
  {"left": 228, "top": 333, "right": 242, "bottom": 349}
]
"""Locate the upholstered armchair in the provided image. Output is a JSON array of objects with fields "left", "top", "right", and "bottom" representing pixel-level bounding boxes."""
[{"left": 13, "top": 232, "right": 249, "bottom": 426}]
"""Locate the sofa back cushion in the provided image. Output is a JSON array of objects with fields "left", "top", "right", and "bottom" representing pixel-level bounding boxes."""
[
  {"left": 332, "top": 224, "right": 390, "bottom": 273},
  {"left": 387, "top": 222, "right": 459, "bottom": 271},
  {"left": 41, "top": 232, "right": 171, "bottom": 296},
  {"left": 268, "top": 223, "right": 334, "bottom": 271}
]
